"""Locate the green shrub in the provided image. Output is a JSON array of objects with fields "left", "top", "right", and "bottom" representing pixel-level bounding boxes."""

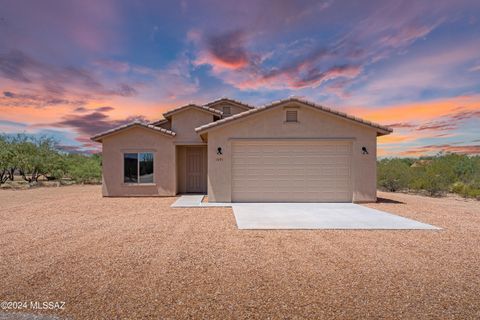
[
  {"left": 418, "top": 158, "right": 454, "bottom": 196},
  {"left": 377, "top": 158, "right": 411, "bottom": 192},
  {"left": 451, "top": 182, "right": 480, "bottom": 199},
  {"left": 0, "top": 133, "right": 102, "bottom": 185},
  {"left": 64, "top": 153, "right": 102, "bottom": 184},
  {"left": 378, "top": 154, "right": 480, "bottom": 199}
]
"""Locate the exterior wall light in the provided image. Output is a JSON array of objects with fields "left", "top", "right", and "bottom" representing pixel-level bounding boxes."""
[
  {"left": 362, "top": 147, "right": 369, "bottom": 155},
  {"left": 217, "top": 147, "right": 223, "bottom": 155}
]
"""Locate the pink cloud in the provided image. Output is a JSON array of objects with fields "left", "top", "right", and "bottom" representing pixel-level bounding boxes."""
[
  {"left": 378, "top": 23, "right": 439, "bottom": 48},
  {"left": 233, "top": 64, "right": 362, "bottom": 90},
  {"left": 193, "top": 29, "right": 362, "bottom": 90}
]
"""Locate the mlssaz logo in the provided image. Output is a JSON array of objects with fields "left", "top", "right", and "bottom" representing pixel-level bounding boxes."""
[{"left": 30, "top": 301, "right": 66, "bottom": 310}]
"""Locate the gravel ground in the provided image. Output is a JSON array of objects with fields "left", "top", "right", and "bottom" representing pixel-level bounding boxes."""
[{"left": 0, "top": 186, "right": 479, "bottom": 319}]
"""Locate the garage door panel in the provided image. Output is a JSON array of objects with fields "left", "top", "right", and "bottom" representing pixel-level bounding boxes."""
[{"left": 232, "top": 140, "right": 353, "bottom": 202}]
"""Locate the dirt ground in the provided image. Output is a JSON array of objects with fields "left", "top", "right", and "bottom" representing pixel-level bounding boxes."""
[{"left": 0, "top": 185, "right": 479, "bottom": 319}]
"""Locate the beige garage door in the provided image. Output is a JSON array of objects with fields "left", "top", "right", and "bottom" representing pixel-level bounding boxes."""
[{"left": 231, "top": 140, "right": 352, "bottom": 202}]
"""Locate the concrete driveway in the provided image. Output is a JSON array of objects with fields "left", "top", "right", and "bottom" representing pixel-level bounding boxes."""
[{"left": 232, "top": 203, "right": 440, "bottom": 230}]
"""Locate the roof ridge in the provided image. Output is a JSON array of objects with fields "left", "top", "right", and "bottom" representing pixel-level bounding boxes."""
[
  {"left": 195, "top": 97, "right": 393, "bottom": 135},
  {"left": 205, "top": 97, "right": 255, "bottom": 109},
  {"left": 91, "top": 121, "right": 176, "bottom": 142},
  {"left": 163, "top": 103, "right": 223, "bottom": 117}
]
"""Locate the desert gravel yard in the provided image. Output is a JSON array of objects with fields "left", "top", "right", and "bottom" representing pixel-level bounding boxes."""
[{"left": 0, "top": 186, "right": 479, "bottom": 319}]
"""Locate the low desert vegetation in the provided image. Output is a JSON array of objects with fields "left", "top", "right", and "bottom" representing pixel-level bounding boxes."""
[
  {"left": 2, "top": 134, "right": 479, "bottom": 198},
  {"left": 378, "top": 154, "right": 480, "bottom": 199},
  {"left": 0, "top": 134, "right": 102, "bottom": 186}
]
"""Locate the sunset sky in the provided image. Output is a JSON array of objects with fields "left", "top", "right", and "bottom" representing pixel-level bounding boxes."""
[{"left": 1, "top": 0, "right": 479, "bottom": 156}]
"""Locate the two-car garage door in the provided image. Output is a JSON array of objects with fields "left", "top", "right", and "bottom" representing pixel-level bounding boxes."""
[{"left": 231, "top": 140, "right": 353, "bottom": 202}]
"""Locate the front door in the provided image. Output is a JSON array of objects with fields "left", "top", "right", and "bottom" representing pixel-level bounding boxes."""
[{"left": 186, "top": 147, "right": 206, "bottom": 193}]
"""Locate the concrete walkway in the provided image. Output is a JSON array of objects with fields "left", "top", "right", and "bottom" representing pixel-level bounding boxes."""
[
  {"left": 171, "top": 195, "right": 440, "bottom": 230},
  {"left": 232, "top": 203, "right": 440, "bottom": 230},
  {"left": 170, "top": 195, "right": 231, "bottom": 207}
]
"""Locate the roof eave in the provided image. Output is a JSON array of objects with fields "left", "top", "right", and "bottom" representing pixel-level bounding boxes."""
[
  {"left": 377, "top": 128, "right": 393, "bottom": 136},
  {"left": 205, "top": 98, "right": 255, "bottom": 110},
  {"left": 163, "top": 104, "right": 223, "bottom": 119},
  {"left": 195, "top": 98, "right": 393, "bottom": 135},
  {"left": 90, "top": 123, "right": 176, "bottom": 143},
  {"left": 149, "top": 118, "right": 169, "bottom": 126}
]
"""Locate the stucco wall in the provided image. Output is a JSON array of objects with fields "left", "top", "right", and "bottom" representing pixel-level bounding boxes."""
[
  {"left": 206, "top": 102, "right": 378, "bottom": 203},
  {"left": 171, "top": 109, "right": 214, "bottom": 143},
  {"left": 101, "top": 127, "right": 176, "bottom": 196}
]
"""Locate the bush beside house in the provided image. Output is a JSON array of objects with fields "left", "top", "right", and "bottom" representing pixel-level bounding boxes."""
[
  {"left": 0, "top": 134, "right": 101, "bottom": 188},
  {"left": 2, "top": 134, "right": 478, "bottom": 198},
  {"left": 378, "top": 154, "right": 480, "bottom": 199}
]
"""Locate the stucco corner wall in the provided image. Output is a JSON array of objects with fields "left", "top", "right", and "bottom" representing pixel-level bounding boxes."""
[
  {"left": 101, "top": 127, "right": 176, "bottom": 197},
  {"left": 171, "top": 109, "right": 214, "bottom": 143},
  {"left": 206, "top": 104, "right": 379, "bottom": 203}
]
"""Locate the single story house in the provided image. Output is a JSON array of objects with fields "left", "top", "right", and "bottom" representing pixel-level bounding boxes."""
[{"left": 91, "top": 97, "right": 392, "bottom": 202}]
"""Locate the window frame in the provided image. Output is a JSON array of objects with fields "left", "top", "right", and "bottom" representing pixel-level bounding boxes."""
[
  {"left": 223, "top": 106, "right": 231, "bottom": 116},
  {"left": 122, "top": 151, "right": 155, "bottom": 185}
]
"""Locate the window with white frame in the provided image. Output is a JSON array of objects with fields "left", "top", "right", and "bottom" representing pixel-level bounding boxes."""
[
  {"left": 286, "top": 110, "right": 298, "bottom": 122},
  {"left": 124, "top": 152, "right": 154, "bottom": 183}
]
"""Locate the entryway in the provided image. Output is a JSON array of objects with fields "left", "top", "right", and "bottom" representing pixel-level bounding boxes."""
[{"left": 176, "top": 145, "right": 207, "bottom": 194}]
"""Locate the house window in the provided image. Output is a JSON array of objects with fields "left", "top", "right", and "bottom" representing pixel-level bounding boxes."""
[
  {"left": 124, "top": 152, "right": 154, "bottom": 183},
  {"left": 223, "top": 106, "right": 231, "bottom": 115},
  {"left": 286, "top": 110, "right": 298, "bottom": 122}
]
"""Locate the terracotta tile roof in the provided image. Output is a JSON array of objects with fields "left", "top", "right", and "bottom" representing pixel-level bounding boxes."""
[
  {"left": 205, "top": 97, "right": 255, "bottom": 110},
  {"left": 162, "top": 104, "right": 223, "bottom": 118},
  {"left": 91, "top": 120, "right": 176, "bottom": 142},
  {"left": 195, "top": 97, "right": 393, "bottom": 135}
]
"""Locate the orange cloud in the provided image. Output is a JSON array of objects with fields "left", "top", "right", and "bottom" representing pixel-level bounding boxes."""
[
  {"left": 195, "top": 52, "right": 248, "bottom": 71},
  {"left": 400, "top": 144, "right": 480, "bottom": 156},
  {"left": 378, "top": 131, "right": 456, "bottom": 146},
  {"left": 378, "top": 134, "right": 413, "bottom": 144},
  {"left": 347, "top": 95, "right": 480, "bottom": 124}
]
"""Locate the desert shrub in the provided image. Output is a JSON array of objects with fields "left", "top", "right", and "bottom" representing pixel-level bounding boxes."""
[
  {"left": 64, "top": 153, "right": 102, "bottom": 184},
  {"left": 0, "top": 133, "right": 102, "bottom": 185},
  {"left": 378, "top": 154, "right": 480, "bottom": 199},
  {"left": 422, "top": 157, "right": 456, "bottom": 196},
  {"left": 452, "top": 180, "right": 480, "bottom": 199},
  {"left": 377, "top": 158, "right": 411, "bottom": 192}
]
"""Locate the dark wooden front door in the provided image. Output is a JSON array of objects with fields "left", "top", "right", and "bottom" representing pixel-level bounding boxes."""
[{"left": 186, "top": 147, "right": 207, "bottom": 193}]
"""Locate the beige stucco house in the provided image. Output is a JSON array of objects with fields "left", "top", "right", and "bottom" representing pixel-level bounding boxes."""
[{"left": 91, "top": 97, "right": 392, "bottom": 202}]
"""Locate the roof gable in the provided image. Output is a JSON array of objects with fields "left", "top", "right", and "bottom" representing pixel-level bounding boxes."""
[
  {"left": 162, "top": 104, "right": 222, "bottom": 119},
  {"left": 205, "top": 98, "right": 255, "bottom": 110},
  {"left": 91, "top": 121, "right": 175, "bottom": 142},
  {"left": 195, "top": 98, "right": 393, "bottom": 136}
]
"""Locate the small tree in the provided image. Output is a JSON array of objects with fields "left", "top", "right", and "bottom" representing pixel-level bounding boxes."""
[
  {"left": 0, "top": 135, "right": 14, "bottom": 184},
  {"left": 8, "top": 134, "right": 64, "bottom": 182}
]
